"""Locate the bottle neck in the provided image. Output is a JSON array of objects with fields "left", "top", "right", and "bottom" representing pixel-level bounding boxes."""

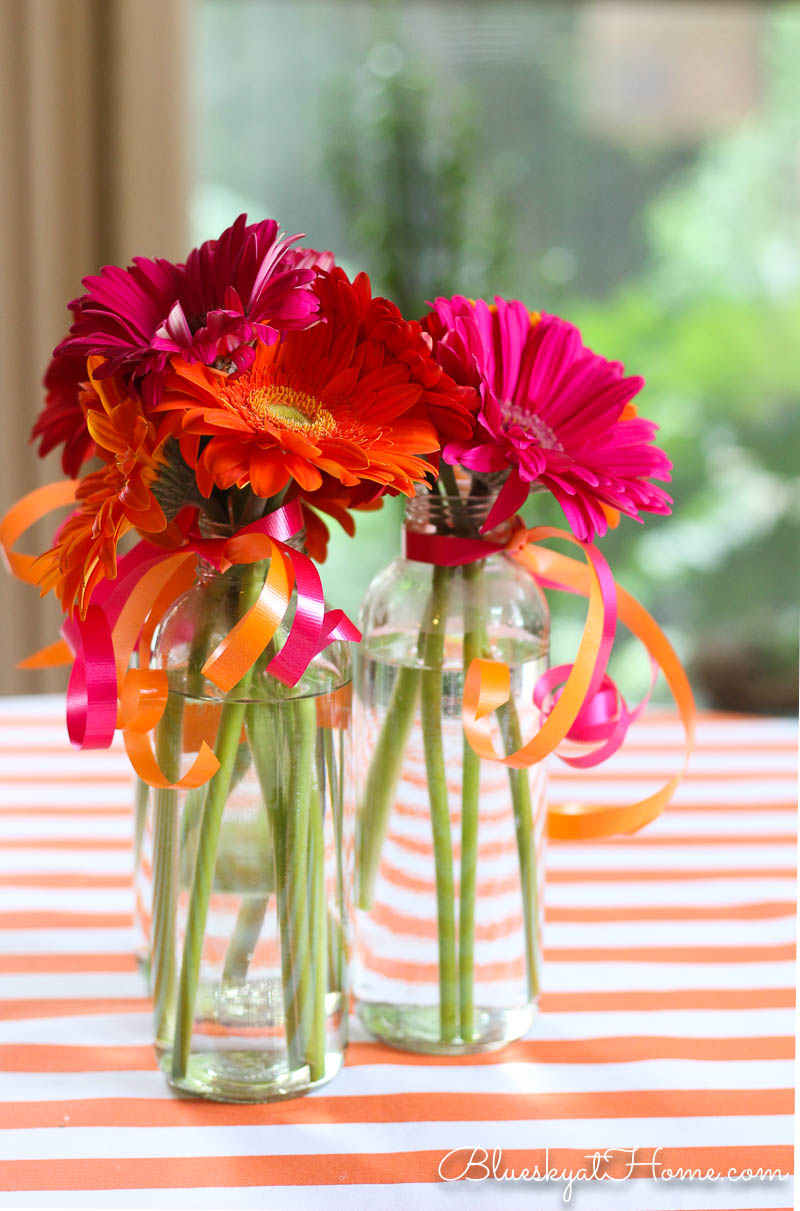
[
  {"left": 404, "top": 486, "right": 506, "bottom": 541},
  {"left": 195, "top": 524, "right": 307, "bottom": 583}
]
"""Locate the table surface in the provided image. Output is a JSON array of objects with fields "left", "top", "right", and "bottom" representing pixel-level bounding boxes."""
[{"left": 0, "top": 696, "right": 795, "bottom": 1211}]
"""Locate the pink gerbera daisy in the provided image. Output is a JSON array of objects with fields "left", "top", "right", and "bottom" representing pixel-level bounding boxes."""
[
  {"left": 53, "top": 215, "right": 321, "bottom": 407},
  {"left": 422, "top": 296, "right": 672, "bottom": 541}
]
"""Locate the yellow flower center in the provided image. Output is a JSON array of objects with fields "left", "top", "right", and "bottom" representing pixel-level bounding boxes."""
[{"left": 246, "top": 385, "right": 336, "bottom": 436}]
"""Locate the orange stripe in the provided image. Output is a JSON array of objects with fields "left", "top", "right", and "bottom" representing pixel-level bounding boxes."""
[
  {"left": 546, "top": 867, "right": 797, "bottom": 883},
  {"left": 0, "top": 911, "right": 132, "bottom": 929},
  {"left": 665, "top": 800, "right": 798, "bottom": 812},
  {"left": 544, "top": 943, "right": 796, "bottom": 963},
  {"left": 0, "top": 873, "right": 131, "bottom": 888},
  {"left": 546, "top": 901, "right": 796, "bottom": 922},
  {"left": 538, "top": 988, "right": 795, "bottom": 1011},
  {"left": 611, "top": 739, "right": 797, "bottom": 752},
  {"left": 0, "top": 1044, "right": 155, "bottom": 1072},
  {"left": 378, "top": 861, "right": 522, "bottom": 897},
  {"left": 386, "top": 832, "right": 518, "bottom": 860},
  {"left": 0, "top": 953, "right": 137, "bottom": 973},
  {"left": 379, "top": 860, "right": 796, "bottom": 895},
  {"left": 0, "top": 998, "right": 149, "bottom": 1022},
  {"left": 0, "top": 1088, "right": 792, "bottom": 1132},
  {"left": 359, "top": 944, "right": 524, "bottom": 983},
  {"left": 358, "top": 941, "right": 795, "bottom": 983},
  {"left": 548, "top": 833, "right": 797, "bottom": 847},
  {"left": 1, "top": 1030, "right": 794, "bottom": 1078},
  {"left": 345, "top": 1036, "right": 795, "bottom": 1065},
  {"left": 368, "top": 900, "right": 522, "bottom": 942},
  {"left": 0, "top": 1147, "right": 791, "bottom": 1191},
  {"left": 548, "top": 770, "right": 795, "bottom": 781}
]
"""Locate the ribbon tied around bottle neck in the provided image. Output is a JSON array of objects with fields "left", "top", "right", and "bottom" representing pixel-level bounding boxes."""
[
  {"left": 0, "top": 482, "right": 360, "bottom": 790},
  {"left": 403, "top": 518, "right": 695, "bottom": 840}
]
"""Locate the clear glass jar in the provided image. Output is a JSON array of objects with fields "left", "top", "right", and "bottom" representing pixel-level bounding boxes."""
[
  {"left": 354, "top": 489, "right": 549, "bottom": 1054},
  {"left": 147, "top": 548, "right": 351, "bottom": 1101}
]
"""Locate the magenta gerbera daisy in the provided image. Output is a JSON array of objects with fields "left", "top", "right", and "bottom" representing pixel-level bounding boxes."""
[
  {"left": 52, "top": 215, "right": 321, "bottom": 407},
  {"left": 422, "top": 295, "right": 672, "bottom": 541}
]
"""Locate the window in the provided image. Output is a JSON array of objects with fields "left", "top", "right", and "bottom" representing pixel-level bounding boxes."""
[{"left": 192, "top": 0, "right": 800, "bottom": 711}]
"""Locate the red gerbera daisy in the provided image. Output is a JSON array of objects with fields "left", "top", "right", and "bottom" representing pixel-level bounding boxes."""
[
  {"left": 423, "top": 295, "right": 672, "bottom": 541},
  {"left": 158, "top": 269, "right": 472, "bottom": 504},
  {"left": 31, "top": 340, "right": 98, "bottom": 476}
]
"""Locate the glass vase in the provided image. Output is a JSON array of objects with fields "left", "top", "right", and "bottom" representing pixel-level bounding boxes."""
[
  {"left": 147, "top": 552, "right": 351, "bottom": 1101},
  {"left": 354, "top": 489, "right": 548, "bottom": 1054}
]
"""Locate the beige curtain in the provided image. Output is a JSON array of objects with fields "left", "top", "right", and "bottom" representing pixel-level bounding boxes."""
[{"left": 0, "top": 0, "right": 190, "bottom": 694}]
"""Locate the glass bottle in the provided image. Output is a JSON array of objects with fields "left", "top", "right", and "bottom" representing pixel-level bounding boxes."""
[
  {"left": 147, "top": 542, "right": 351, "bottom": 1101},
  {"left": 354, "top": 489, "right": 548, "bottom": 1054}
]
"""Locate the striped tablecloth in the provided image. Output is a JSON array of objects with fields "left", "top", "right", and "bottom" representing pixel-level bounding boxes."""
[{"left": 0, "top": 694, "right": 795, "bottom": 1210}]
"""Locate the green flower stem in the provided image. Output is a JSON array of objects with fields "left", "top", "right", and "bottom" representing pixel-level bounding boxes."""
[
  {"left": 221, "top": 896, "right": 269, "bottom": 986},
  {"left": 246, "top": 701, "right": 302, "bottom": 1068},
  {"left": 325, "top": 726, "right": 346, "bottom": 993},
  {"left": 171, "top": 562, "right": 265, "bottom": 1082},
  {"left": 133, "top": 778, "right": 148, "bottom": 871},
  {"left": 356, "top": 663, "right": 420, "bottom": 909},
  {"left": 458, "top": 559, "right": 488, "bottom": 1040},
  {"left": 133, "top": 777, "right": 150, "bottom": 978},
  {"left": 151, "top": 693, "right": 184, "bottom": 1042},
  {"left": 307, "top": 762, "right": 328, "bottom": 1082},
  {"left": 420, "top": 563, "right": 458, "bottom": 1042},
  {"left": 284, "top": 695, "right": 318, "bottom": 1072},
  {"left": 498, "top": 698, "right": 541, "bottom": 1000}
]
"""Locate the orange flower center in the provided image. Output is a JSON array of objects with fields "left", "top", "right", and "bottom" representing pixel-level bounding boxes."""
[{"left": 241, "top": 383, "right": 336, "bottom": 437}]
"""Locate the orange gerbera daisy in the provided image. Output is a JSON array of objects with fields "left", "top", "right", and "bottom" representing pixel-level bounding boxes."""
[
  {"left": 34, "top": 359, "right": 175, "bottom": 616},
  {"left": 158, "top": 269, "right": 469, "bottom": 502}
]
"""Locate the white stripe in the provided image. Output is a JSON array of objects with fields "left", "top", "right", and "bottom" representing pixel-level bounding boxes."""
[
  {"left": 561, "top": 750, "right": 798, "bottom": 775},
  {"left": 590, "top": 810, "right": 796, "bottom": 838},
  {"left": 544, "top": 878, "right": 797, "bottom": 907},
  {"left": 0, "top": 1180, "right": 791, "bottom": 1211},
  {"left": 0, "top": 929, "right": 137, "bottom": 955},
  {"left": 549, "top": 779, "right": 798, "bottom": 804},
  {"left": 0, "top": 972, "right": 145, "bottom": 999},
  {"left": 0, "top": 851, "right": 132, "bottom": 874},
  {"left": 0, "top": 1057, "right": 793, "bottom": 1105},
  {"left": 0, "top": 1181, "right": 793, "bottom": 1211},
  {"left": 543, "top": 917, "right": 796, "bottom": 947},
  {"left": 545, "top": 844, "right": 794, "bottom": 870},
  {"left": 0, "top": 1116, "right": 792, "bottom": 1160},
  {"left": 0, "top": 888, "right": 133, "bottom": 912},
  {"left": 0, "top": 816, "right": 132, "bottom": 841},
  {"left": 2, "top": 1006, "right": 793, "bottom": 1049},
  {"left": 539, "top": 960, "right": 795, "bottom": 992},
  {"left": 0, "top": 784, "right": 132, "bottom": 807}
]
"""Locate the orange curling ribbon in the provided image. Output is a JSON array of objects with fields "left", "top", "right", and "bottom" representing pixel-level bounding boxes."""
[
  {"left": 459, "top": 526, "right": 695, "bottom": 840},
  {"left": 0, "top": 480, "right": 78, "bottom": 585},
  {"left": 1, "top": 484, "right": 357, "bottom": 791},
  {"left": 118, "top": 667, "right": 221, "bottom": 790},
  {"left": 200, "top": 532, "right": 294, "bottom": 695}
]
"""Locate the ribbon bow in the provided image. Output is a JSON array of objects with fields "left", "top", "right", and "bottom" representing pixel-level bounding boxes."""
[
  {"left": 404, "top": 521, "right": 696, "bottom": 840},
  {"left": 1, "top": 482, "right": 360, "bottom": 790}
]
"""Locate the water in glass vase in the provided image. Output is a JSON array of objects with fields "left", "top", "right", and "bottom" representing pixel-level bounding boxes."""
[
  {"left": 354, "top": 646, "right": 547, "bottom": 1055},
  {"left": 150, "top": 686, "right": 350, "bottom": 1102}
]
